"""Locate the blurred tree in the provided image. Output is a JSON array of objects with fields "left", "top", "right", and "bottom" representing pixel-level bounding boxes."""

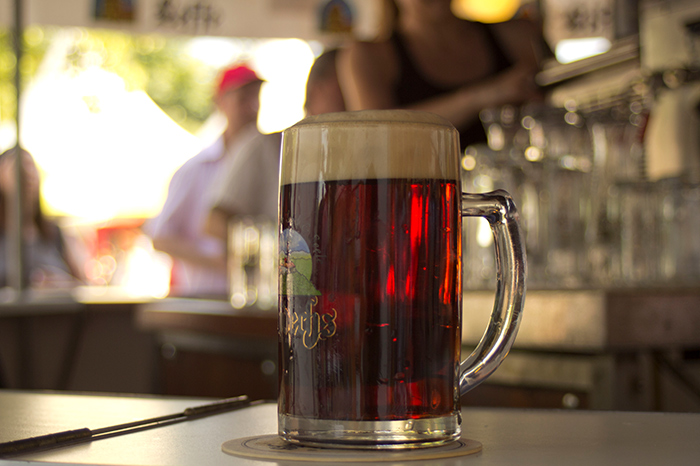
[
  {"left": 0, "top": 26, "right": 218, "bottom": 135},
  {"left": 0, "top": 27, "right": 49, "bottom": 133}
]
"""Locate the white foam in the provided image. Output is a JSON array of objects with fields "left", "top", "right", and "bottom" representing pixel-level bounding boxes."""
[{"left": 281, "top": 110, "right": 461, "bottom": 184}]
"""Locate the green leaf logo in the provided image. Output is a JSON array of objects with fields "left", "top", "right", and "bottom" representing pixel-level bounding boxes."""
[{"left": 279, "top": 229, "right": 321, "bottom": 296}]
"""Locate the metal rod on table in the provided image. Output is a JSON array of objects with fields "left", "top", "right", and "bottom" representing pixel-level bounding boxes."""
[{"left": 0, "top": 395, "right": 258, "bottom": 457}]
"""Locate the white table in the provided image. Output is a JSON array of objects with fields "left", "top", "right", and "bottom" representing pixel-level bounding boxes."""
[{"left": 0, "top": 390, "right": 699, "bottom": 465}]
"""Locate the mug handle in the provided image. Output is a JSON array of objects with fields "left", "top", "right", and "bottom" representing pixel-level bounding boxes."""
[{"left": 459, "top": 189, "right": 527, "bottom": 394}]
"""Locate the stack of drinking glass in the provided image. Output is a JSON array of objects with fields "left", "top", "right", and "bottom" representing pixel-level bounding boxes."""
[{"left": 463, "top": 101, "right": 700, "bottom": 290}]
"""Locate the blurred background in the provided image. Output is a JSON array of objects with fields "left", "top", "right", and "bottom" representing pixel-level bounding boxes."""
[{"left": 2, "top": 0, "right": 700, "bottom": 414}]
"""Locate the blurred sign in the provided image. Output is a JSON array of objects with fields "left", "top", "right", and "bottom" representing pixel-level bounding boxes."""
[
  {"left": 543, "top": 0, "right": 614, "bottom": 45},
  {"left": 318, "top": 0, "right": 353, "bottom": 34},
  {"left": 93, "top": 0, "right": 137, "bottom": 22},
  {"left": 153, "top": 0, "right": 224, "bottom": 34},
  {"left": 270, "top": 0, "right": 319, "bottom": 12},
  {"left": 0, "top": 0, "right": 376, "bottom": 39}
]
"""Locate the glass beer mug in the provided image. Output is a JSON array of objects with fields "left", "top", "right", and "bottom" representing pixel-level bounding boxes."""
[{"left": 278, "top": 110, "right": 526, "bottom": 448}]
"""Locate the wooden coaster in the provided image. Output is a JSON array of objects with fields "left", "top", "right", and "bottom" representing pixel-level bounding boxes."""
[{"left": 222, "top": 434, "right": 482, "bottom": 463}]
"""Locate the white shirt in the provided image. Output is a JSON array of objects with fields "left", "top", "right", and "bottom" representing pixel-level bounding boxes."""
[
  {"left": 209, "top": 132, "right": 282, "bottom": 223},
  {"left": 146, "top": 125, "right": 260, "bottom": 296}
]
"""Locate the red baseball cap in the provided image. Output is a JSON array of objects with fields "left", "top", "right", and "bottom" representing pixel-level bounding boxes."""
[{"left": 216, "top": 64, "right": 263, "bottom": 96}]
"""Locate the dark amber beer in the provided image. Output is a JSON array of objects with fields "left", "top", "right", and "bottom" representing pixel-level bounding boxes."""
[
  {"left": 278, "top": 111, "right": 525, "bottom": 448},
  {"left": 279, "top": 178, "right": 461, "bottom": 420}
]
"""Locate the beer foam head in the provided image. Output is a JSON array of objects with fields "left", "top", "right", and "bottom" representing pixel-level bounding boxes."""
[{"left": 281, "top": 110, "right": 461, "bottom": 184}]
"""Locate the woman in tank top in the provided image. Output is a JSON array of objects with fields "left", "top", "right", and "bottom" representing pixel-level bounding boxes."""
[{"left": 338, "top": 0, "right": 545, "bottom": 151}]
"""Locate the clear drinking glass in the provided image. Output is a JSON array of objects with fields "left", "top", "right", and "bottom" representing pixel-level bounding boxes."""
[
  {"left": 520, "top": 104, "right": 593, "bottom": 288},
  {"left": 277, "top": 110, "right": 526, "bottom": 448},
  {"left": 615, "top": 180, "right": 663, "bottom": 286},
  {"left": 227, "top": 217, "right": 277, "bottom": 310}
]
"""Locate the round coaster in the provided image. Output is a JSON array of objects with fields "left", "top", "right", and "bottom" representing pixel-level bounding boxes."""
[{"left": 222, "top": 434, "right": 482, "bottom": 463}]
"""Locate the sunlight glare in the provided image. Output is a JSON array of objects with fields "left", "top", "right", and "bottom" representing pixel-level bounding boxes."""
[
  {"left": 185, "top": 37, "right": 246, "bottom": 68},
  {"left": 252, "top": 39, "right": 315, "bottom": 133},
  {"left": 22, "top": 67, "right": 201, "bottom": 222},
  {"left": 555, "top": 37, "right": 612, "bottom": 64}
]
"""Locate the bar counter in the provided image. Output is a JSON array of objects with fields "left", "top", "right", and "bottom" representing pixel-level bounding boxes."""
[
  {"left": 0, "top": 287, "right": 156, "bottom": 393},
  {"left": 136, "top": 288, "right": 700, "bottom": 410},
  {"left": 2, "top": 287, "right": 698, "bottom": 410},
  {"left": 0, "top": 390, "right": 699, "bottom": 465},
  {"left": 134, "top": 287, "right": 700, "bottom": 353}
]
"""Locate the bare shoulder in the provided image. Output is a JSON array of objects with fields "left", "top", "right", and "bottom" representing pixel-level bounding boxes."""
[
  {"left": 338, "top": 38, "right": 400, "bottom": 109},
  {"left": 342, "top": 39, "right": 396, "bottom": 73}
]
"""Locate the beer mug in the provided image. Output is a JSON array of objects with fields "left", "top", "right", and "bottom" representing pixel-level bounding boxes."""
[{"left": 278, "top": 110, "right": 526, "bottom": 448}]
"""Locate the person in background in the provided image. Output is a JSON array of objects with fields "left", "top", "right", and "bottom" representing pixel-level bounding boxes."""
[
  {"left": 146, "top": 64, "right": 263, "bottom": 297},
  {"left": 0, "top": 148, "right": 80, "bottom": 288},
  {"left": 338, "top": 0, "right": 545, "bottom": 151},
  {"left": 205, "top": 49, "right": 346, "bottom": 240},
  {"left": 303, "top": 48, "right": 347, "bottom": 117}
]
